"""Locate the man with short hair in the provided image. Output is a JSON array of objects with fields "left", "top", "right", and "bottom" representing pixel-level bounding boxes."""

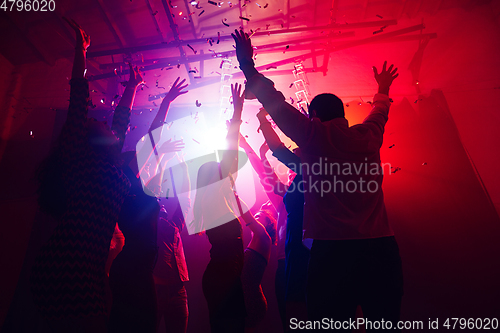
[{"left": 232, "top": 30, "right": 403, "bottom": 332}]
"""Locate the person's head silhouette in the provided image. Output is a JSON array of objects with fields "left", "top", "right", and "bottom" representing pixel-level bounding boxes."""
[{"left": 308, "top": 93, "right": 345, "bottom": 122}]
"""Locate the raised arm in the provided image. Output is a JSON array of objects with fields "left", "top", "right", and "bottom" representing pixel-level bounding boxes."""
[
  {"left": 239, "top": 133, "right": 285, "bottom": 204},
  {"left": 361, "top": 61, "right": 399, "bottom": 136},
  {"left": 220, "top": 83, "right": 243, "bottom": 178},
  {"left": 111, "top": 64, "right": 144, "bottom": 155},
  {"left": 150, "top": 77, "right": 188, "bottom": 134},
  {"left": 373, "top": 61, "right": 399, "bottom": 96},
  {"left": 59, "top": 18, "right": 91, "bottom": 157},
  {"left": 138, "top": 78, "right": 188, "bottom": 176},
  {"left": 232, "top": 29, "right": 313, "bottom": 148}
]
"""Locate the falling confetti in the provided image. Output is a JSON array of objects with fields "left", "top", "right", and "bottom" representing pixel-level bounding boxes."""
[
  {"left": 193, "top": 138, "right": 200, "bottom": 144},
  {"left": 422, "top": 162, "right": 427, "bottom": 166},
  {"left": 283, "top": 45, "right": 289, "bottom": 53},
  {"left": 376, "top": 14, "right": 383, "bottom": 19},
  {"left": 196, "top": 100, "right": 202, "bottom": 107},
  {"left": 391, "top": 167, "right": 401, "bottom": 174},
  {"left": 217, "top": 31, "right": 220, "bottom": 44},
  {"left": 289, "top": 83, "right": 294, "bottom": 88},
  {"left": 222, "top": 19, "right": 229, "bottom": 27},
  {"left": 389, "top": 144, "right": 395, "bottom": 148},
  {"left": 290, "top": 97, "right": 294, "bottom": 104},
  {"left": 264, "top": 3, "right": 268, "bottom": 8},
  {"left": 198, "top": 10, "right": 205, "bottom": 16},
  {"left": 187, "top": 44, "right": 197, "bottom": 54},
  {"left": 266, "top": 65, "right": 277, "bottom": 70},
  {"left": 208, "top": 0, "right": 217, "bottom": 5},
  {"left": 239, "top": 16, "right": 250, "bottom": 21}
]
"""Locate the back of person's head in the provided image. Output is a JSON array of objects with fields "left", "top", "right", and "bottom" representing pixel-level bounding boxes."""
[{"left": 308, "top": 93, "right": 345, "bottom": 122}]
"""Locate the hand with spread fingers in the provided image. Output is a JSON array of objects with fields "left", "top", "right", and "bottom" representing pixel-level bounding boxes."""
[
  {"left": 231, "top": 29, "right": 254, "bottom": 64},
  {"left": 63, "top": 17, "right": 91, "bottom": 51},
  {"left": 127, "top": 63, "right": 145, "bottom": 87},
  {"left": 165, "top": 77, "right": 189, "bottom": 102},
  {"left": 373, "top": 61, "right": 399, "bottom": 96},
  {"left": 231, "top": 82, "right": 245, "bottom": 120}
]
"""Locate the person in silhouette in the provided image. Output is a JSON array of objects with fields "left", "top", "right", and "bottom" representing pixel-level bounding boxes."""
[
  {"left": 108, "top": 78, "right": 188, "bottom": 333},
  {"left": 192, "top": 83, "right": 247, "bottom": 333},
  {"left": 30, "top": 19, "right": 141, "bottom": 333},
  {"left": 232, "top": 29, "right": 403, "bottom": 332}
]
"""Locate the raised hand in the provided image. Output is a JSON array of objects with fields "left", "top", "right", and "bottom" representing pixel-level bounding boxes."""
[
  {"left": 158, "top": 139, "right": 185, "bottom": 155},
  {"left": 373, "top": 61, "right": 399, "bottom": 95},
  {"left": 165, "top": 77, "right": 188, "bottom": 102},
  {"left": 231, "top": 29, "right": 254, "bottom": 64},
  {"left": 63, "top": 17, "right": 90, "bottom": 51},
  {"left": 231, "top": 82, "right": 244, "bottom": 120},
  {"left": 127, "top": 63, "right": 145, "bottom": 87}
]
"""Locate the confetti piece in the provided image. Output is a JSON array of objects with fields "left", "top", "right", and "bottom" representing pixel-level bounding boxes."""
[
  {"left": 131, "top": 126, "right": 137, "bottom": 131},
  {"left": 101, "top": 98, "right": 105, "bottom": 104},
  {"left": 345, "top": 103, "right": 349, "bottom": 107},
  {"left": 283, "top": 45, "right": 290, "bottom": 53},
  {"left": 376, "top": 14, "right": 383, "bottom": 19},
  {"left": 153, "top": 10, "right": 158, "bottom": 15},
  {"left": 289, "top": 83, "right": 294, "bottom": 88},
  {"left": 389, "top": 144, "right": 395, "bottom": 148},
  {"left": 373, "top": 29, "right": 383, "bottom": 34},
  {"left": 177, "top": 63, "right": 181, "bottom": 69},
  {"left": 199, "top": 10, "right": 205, "bottom": 16},
  {"left": 217, "top": 31, "right": 220, "bottom": 44},
  {"left": 193, "top": 138, "right": 200, "bottom": 144},
  {"left": 189, "top": 70, "right": 197, "bottom": 73},
  {"left": 266, "top": 24, "right": 270, "bottom": 30},
  {"left": 187, "top": 44, "right": 197, "bottom": 54},
  {"left": 208, "top": 38, "right": 213, "bottom": 46},
  {"left": 196, "top": 100, "right": 202, "bottom": 107},
  {"left": 266, "top": 65, "right": 277, "bottom": 70},
  {"left": 222, "top": 19, "right": 229, "bottom": 27},
  {"left": 290, "top": 97, "right": 294, "bottom": 104},
  {"left": 264, "top": 3, "right": 268, "bottom": 8},
  {"left": 208, "top": 0, "right": 217, "bottom": 5},
  {"left": 114, "top": 94, "right": 120, "bottom": 99},
  {"left": 239, "top": 16, "right": 250, "bottom": 21},
  {"left": 422, "top": 162, "right": 427, "bottom": 166},
  {"left": 391, "top": 167, "right": 401, "bottom": 174}
]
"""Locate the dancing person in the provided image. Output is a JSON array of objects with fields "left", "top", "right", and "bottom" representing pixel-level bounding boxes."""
[
  {"left": 192, "top": 83, "right": 246, "bottom": 333},
  {"left": 238, "top": 134, "right": 288, "bottom": 332},
  {"left": 154, "top": 152, "right": 191, "bottom": 333},
  {"left": 232, "top": 29, "right": 403, "bottom": 332},
  {"left": 240, "top": 204, "right": 277, "bottom": 333},
  {"left": 256, "top": 108, "right": 310, "bottom": 329},
  {"left": 30, "top": 19, "right": 137, "bottom": 333},
  {"left": 108, "top": 78, "right": 188, "bottom": 333}
]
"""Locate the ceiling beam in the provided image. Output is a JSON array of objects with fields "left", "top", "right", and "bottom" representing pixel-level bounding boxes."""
[
  {"left": 87, "top": 19, "right": 397, "bottom": 58},
  {"left": 145, "top": 0, "right": 165, "bottom": 42},
  {"left": 161, "top": 0, "right": 195, "bottom": 83},
  {"left": 0, "top": 12, "right": 55, "bottom": 66},
  {"left": 95, "top": 0, "right": 125, "bottom": 48}
]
